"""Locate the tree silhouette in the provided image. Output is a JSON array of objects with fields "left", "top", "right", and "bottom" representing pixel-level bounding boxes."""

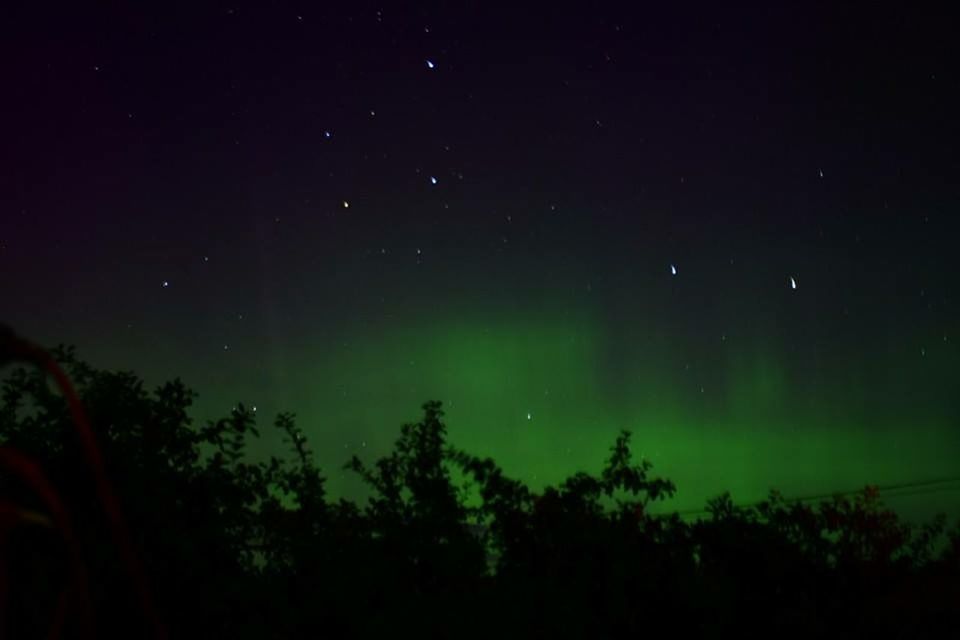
[
  {"left": 343, "top": 400, "right": 488, "bottom": 635},
  {"left": 0, "top": 342, "right": 958, "bottom": 638}
]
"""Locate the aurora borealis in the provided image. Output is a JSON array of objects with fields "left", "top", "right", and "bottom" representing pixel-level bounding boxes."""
[{"left": 3, "top": 3, "right": 958, "bottom": 522}]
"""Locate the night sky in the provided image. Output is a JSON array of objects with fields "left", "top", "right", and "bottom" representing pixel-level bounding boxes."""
[{"left": 3, "top": 3, "right": 959, "bottom": 519}]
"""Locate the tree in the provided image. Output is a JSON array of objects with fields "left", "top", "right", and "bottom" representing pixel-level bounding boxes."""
[{"left": 2, "top": 343, "right": 958, "bottom": 639}]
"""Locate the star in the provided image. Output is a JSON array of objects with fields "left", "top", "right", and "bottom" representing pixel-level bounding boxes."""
[
  {"left": 819, "top": 168, "right": 824, "bottom": 178},
  {"left": 426, "top": 59, "right": 435, "bottom": 69},
  {"left": 430, "top": 176, "right": 438, "bottom": 184},
  {"left": 670, "top": 264, "right": 677, "bottom": 276},
  {"left": 342, "top": 200, "right": 350, "bottom": 208},
  {"left": 324, "top": 130, "right": 332, "bottom": 138},
  {"left": 790, "top": 276, "right": 797, "bottom": 290},
  {"left": 526, "top": 412, "right": 532, "bottom": 420},
  {"left": 162, "top": 280, "right": 169, "bottom": 287}
]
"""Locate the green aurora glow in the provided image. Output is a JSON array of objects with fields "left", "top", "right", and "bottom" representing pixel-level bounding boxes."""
[{"left": 80, "top": 297, "right": 958, "bottom": 524}]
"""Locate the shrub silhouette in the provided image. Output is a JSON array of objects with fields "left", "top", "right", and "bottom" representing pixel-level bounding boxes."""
[{"left": 0, "top": 344, "right": 958, "bottom": 638}]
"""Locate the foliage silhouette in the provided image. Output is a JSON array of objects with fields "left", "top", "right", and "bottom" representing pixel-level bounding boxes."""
[{"left": 0, "top": 345, "right": 958, "bottom": 638}]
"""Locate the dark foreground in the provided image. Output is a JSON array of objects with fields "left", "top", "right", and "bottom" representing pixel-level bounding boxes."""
[{"left": 1, "top": 344, "right": 958, "bottom": 638}]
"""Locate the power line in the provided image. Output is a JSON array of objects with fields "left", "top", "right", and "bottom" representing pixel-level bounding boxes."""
[
  {"left": 656, "top": 476, "right": 960, "bottom": 519},
  {"left": 876, "top": 484, "right": 960, "bottom": 501}
]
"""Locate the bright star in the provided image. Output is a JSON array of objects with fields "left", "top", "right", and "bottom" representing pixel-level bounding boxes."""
[
  {"left": 790, "top": 276, "right": 797, "bottom": 290},
  {"left": 670, "top": 264, "right": 677, "bottom": 276},
  {"left": 430, "top": 176, "right": 438, "bottom": 184},
  {"left": 426, "top": 59, "right": 435, "bottom": 69}
]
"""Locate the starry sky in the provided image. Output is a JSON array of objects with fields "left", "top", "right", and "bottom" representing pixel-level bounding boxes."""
[{"left": 3, "top": 2, "right": 959, "bottom": 520}]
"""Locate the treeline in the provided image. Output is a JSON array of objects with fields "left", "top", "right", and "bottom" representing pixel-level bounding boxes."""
[{"left": 1, "top": 345, "right": 958, "bottom": 638}]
